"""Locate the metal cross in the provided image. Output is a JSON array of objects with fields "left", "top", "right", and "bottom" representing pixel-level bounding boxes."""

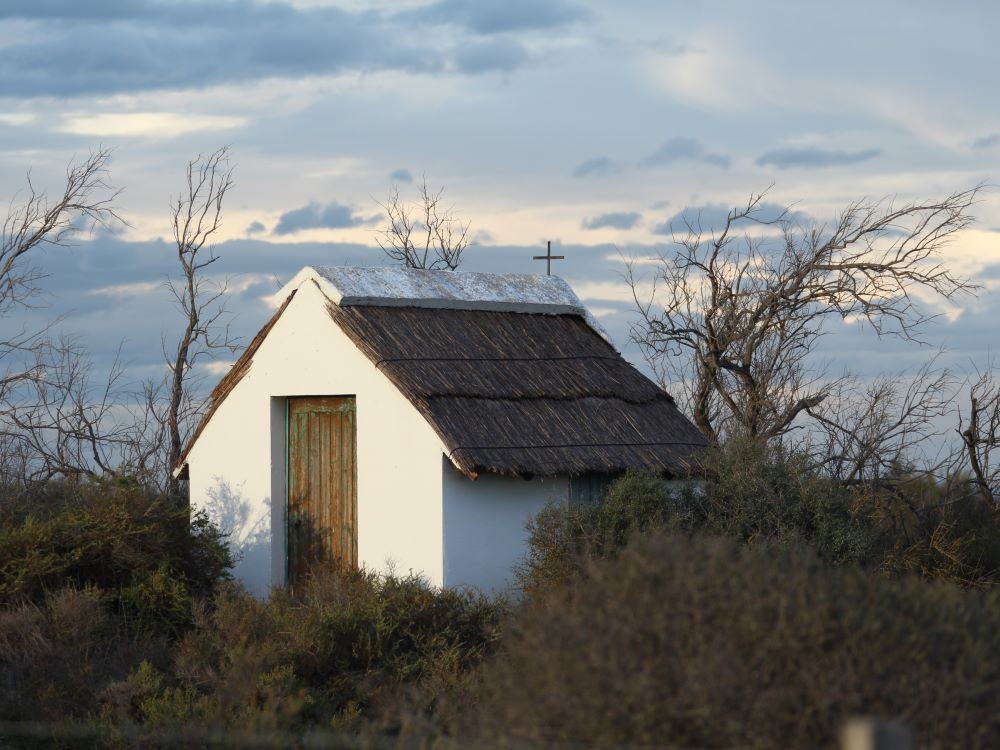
[{"left": 533, "top": 241, "right": 565, "bottom": 275}]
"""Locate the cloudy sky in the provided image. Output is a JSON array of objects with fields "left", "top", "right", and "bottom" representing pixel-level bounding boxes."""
[{"left": 2, "top": 0, "right": 999, "bottom": 390}]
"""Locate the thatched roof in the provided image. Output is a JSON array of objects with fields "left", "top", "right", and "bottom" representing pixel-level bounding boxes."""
[
  {"left": 328, "top": 302, "right": 706, "bottom": 479},
  {"left": 176, "top": 266, "right": 707, "bottom": 480}
]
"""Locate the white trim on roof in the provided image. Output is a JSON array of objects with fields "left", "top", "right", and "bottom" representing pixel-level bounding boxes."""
[{"left": 276, "top": 265, "right": 615, "bottom": 346}]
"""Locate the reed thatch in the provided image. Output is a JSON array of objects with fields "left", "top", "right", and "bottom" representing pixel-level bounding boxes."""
[{"left": 328, "top": 303, "right": 706, "bottom": 479}]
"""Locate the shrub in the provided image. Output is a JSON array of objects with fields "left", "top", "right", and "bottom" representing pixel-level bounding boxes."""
[
  {"left": 517, "top": 470, "right": 679, "bottom": 596},
  {"left": 0, "top": 476, "right": 232, "bottom": 632},
  {"left": 453, "top": 532, "right": 1000, "bottom": 749},
  {"left": 100, "top": 566, "right": 505, "bottom": 735},
  {"left": 519, "top": 441, "right": 878, "bottom": 595},
  {"left": 693, "top": 439, "right": 877, "bottom": 565},
  {"left": 873, "top": 468, "right": 1000, "bottom": 587},
  {"left": 0, "top": 586, "right": 166, "bottom": 724}
]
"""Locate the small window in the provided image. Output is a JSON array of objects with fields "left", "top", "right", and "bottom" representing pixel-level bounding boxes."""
[{"left": 569, "top": 472, "right": 619, "bottom": 505}]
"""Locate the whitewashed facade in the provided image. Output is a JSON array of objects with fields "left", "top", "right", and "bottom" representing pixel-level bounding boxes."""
[
  {"left": 181, "top": 270, "right": 571, "bottom": 596},
  {"left": 179, "top": 265, "right": 705, "bottom": 597}
]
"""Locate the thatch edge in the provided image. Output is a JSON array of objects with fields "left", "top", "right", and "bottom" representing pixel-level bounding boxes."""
[{"left": 173, "top": 290, "right": 297, "bottom": 478}]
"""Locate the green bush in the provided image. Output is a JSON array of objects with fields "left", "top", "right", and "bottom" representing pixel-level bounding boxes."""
[
  {"left": 517, "top": 470, "right": 679, "bottom": 596},
  {"left": 0, "top": 476, "right": 232, "bottom": 633},
  {"left": 452, "top": 532, "right": 1000, "bottom": 749},
  {"left": 693, "top": 439, "right": 877, "bottom": 565},
  {"left": 519, "top": 441, "right": 878, "bottom": 595}
]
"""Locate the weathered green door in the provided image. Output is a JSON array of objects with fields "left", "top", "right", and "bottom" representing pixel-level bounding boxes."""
[{"left": 286, "top": 396, "right": 357, "bottom": 586}]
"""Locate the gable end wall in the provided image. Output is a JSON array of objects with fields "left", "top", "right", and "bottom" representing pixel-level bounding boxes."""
[{"left": 185, "top": 281, "right": 447, "bottom": 595}]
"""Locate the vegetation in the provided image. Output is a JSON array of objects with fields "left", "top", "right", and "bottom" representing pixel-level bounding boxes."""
[
  {"left": 5, "top": 451, "right": 1000, "bottom": 747},
  {"left": 452, "top": 532, "right": 1000, "bottom": 749},
  {"left": 0, "top": 478, "right": 231, "bottom": 616},
  {"left": 0, "top": 479, "right": 502, "bottom": 746}
]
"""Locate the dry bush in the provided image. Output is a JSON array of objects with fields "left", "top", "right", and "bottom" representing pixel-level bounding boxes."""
[
  {"left": 450, "top": 533, "right": 1000, "bottom": 749},
  {"left": 872, "top": 468, "right": 1000, "bottom": 587},
  {"left": 0, "top": 587, "right": 166, "bottom": 725},
  {"left": 99, "top": 566, "right": 505, "bottom": 737}
]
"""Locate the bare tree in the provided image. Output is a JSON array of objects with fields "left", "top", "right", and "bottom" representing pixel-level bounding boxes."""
[
  {"left": 630, "top": 186, "right": 980, "bottom": 447},
  {"left": 958, "top": 365, "right": 1000, "bottom": 506},
  {"left": 164, "top": 147, "right": 238, "bottom": 495},
  {"left": 376, "top": 178, "right": 470, "bottom": 270},
  {"left": 0, "top": 338, "right": 166, "bottom": 484},
  {"left": 0, "top": 149, "right": 134, "bottom": 485},
  {"left": 806, "top": 359, "right": 955, "bottom": 484},
  {"left": 0, "top": 148, "right": 120, "bottom": 315}
]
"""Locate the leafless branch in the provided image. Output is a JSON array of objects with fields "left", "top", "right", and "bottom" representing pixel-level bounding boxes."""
[
  {"left": 630, "top": 185, "right": 980, "bottom": 445},
  {"left": 958, "top": 364, "right": 1000, "bottom": 506},
  {"left": 0, "top": 148, "right": 122, "bottom": 315},
  {"left": 375, "top": 178, "right": 470, "bottom": 270},
  {"left": 164, "top": 146, "right": 239, "bottom": 495}
]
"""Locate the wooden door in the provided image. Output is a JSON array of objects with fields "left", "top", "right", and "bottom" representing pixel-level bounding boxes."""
[{"left": 286, "top": 396, "right": 357, "bottom": 586}]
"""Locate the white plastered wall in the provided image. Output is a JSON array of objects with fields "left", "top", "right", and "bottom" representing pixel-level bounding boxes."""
[
  {"left": 185, "top": 280, "right": 447, "bottom": 596},
  {"left": 442, "top": 458, "right": 568, "bottom": 595}
]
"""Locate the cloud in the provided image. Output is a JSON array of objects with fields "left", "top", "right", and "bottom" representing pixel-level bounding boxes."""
[
  {"left": 652, "top": 202, "right": 802, "bottom": 235},
  {"left": 572, "top": 156, "right": 620, "bottom": 178},
  {"left": 755, "top": 146, "right": 882, "bottom": 169},
  {"left": 453, "top": 37, "right": 529, "bottom": 74},
  {"left": 390, "top": 168, "right": 413, "bottom": 184},
  {"left": 0, "top": 112, "right": 35, "bottom": 126},
  {"left": 582, "top": 212, "right": 642, "bottom": 230},
  {"left": 58, "top": 112, "right": 246, "bottom": 137},
  {"left": 245, "top": 221, "right": 267, "bottom": 236},
  {"left": 972, "top": 133, "right": 1000, "bottom": 150},
  {"left": 0, "top": 0, "right": 542, "bottom": 97},
  {"left": 273, "top": 202, "right": 378, "bottom": 235},
  {"left": 412, "top": 0, "right": 587, "bottom": 34},
  {"left": 642, "top": 136, "right": 731, "bottom": 169}
]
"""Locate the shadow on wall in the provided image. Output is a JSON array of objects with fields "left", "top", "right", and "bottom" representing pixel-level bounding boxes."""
[{"left": 205, "top": 478, "right": 271, "bottom": 596}]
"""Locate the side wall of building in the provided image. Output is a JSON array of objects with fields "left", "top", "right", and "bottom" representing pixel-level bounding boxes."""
[
  {"left": 185, "top": 281, "right": 447, "bottom": 596},
  {"left": 441, "top": 458, "right": 568, "bottom": 595}
]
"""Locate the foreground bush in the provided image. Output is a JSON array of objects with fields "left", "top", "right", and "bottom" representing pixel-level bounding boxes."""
[
  {"left": 455, "top": 532, "right": 1000, "bottom": 749},
  {"left": 0, "top": 586, "right": 167, "bottom": 726},
  {"left": 0, "top": 477, "right": 232, "bottom": 622},
  {"left": 0, "top": 566, "right": 502, "bottom": 745},
  {"left": 102, "top": 568, "right": 504, "bottom": 735}
]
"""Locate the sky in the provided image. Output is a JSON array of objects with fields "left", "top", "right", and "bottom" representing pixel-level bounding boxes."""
[{"left": 1, "top": 0, "right": 999, "bottom": 396}]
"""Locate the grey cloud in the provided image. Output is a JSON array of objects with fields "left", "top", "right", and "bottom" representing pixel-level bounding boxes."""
[
  {"left": 0, "top": 0, "right": 148, "bottom": 21},
  {"left": 582, "top": 212, "right": 642, "bottom": 230},
  {"left": 755, "top": 146, "right": 882, "bottom": 169},
  {"left": 245, "top": 221, "right": 267, "bottom": 235},
  {"left": 0, "top": 0, "right": 537, "bottom": 97},
  {"left": 973, "top": 133, "right": 1000, "bottom": 150},
  {"left": 273, "top": 202, "right": 378, "bottom": 235},
  {"left": 412, "top": 0, "right": 587, "bottom": 34},
  {"left": 642, "top": 137, "right": 731, "bottom": 169},
  {"left": 572, "top": 156, "right": 620, "bottom": 178},
  {"left": 652, "top": 202, "right": 802, "bottom": 235},
  {"left": 453, "top": 37, "right": 529, "bottom": 74},
  {"left": 390, "top": 168, "right": 413, "bottom": 183}
]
